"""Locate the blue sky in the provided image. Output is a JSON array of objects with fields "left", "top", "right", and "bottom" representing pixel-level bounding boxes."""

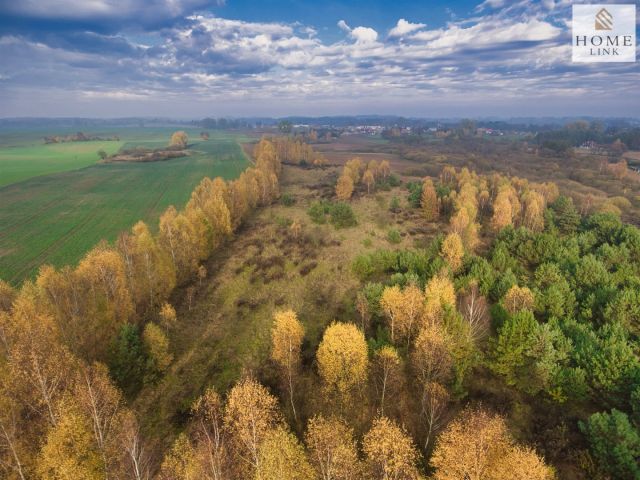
[{"left": 0, "top": 0, "right": 638, "bottom": 118}]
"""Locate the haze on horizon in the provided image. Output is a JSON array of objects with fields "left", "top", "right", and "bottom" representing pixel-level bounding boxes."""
[{"left": 0, "top": 0, "right": 638, "bottom": 118}]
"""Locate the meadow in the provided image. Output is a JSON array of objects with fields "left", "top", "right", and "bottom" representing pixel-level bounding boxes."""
[{"left": 0, "top": 127, "right": 251, "bottom": 284}]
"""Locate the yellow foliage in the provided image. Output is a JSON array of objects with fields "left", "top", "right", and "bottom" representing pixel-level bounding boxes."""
[
  {"left": 503, "top": 285, "right": 535, "bottom": 315},
  {"left": 421, "top": 178, "right": 439, "bottom": 222},
  {"left": 317, "top": 323, "right": 368, "bottom": 399},
  {"left": 255, "top": 426, "right": 314, "bottom": 480},
  {"left": 336, "top": 173, "right": 354, "bottom": 201},
  {"left": 363, "top": 417, "right": 421, "bottom": 480},
  {"left": 305, "top": 416, "right": 362, "bottom": 480},
  {"left": 169, "top": 131, "right": 188, "bottom": 148},
  {"left": 441, "top": 232, "right": 464, "bottom": 272}
]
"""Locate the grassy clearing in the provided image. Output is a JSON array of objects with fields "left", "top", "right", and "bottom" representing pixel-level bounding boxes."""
[
  {"left": 134, "top": 164, "right": 442, "bottom": 444},
  {"left": 0, "top": 130, "right": 250, "bottom": 284}
]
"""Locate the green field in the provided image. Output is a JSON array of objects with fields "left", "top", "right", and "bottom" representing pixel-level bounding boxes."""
[{"left": 0, "top": 128, "right": 251, "bottom": 284}]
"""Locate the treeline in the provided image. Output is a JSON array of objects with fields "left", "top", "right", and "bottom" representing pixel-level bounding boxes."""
[
  {"left": 0, "top": 137, "right": 284, "bottom": 479},
  {"left": 536, "top": 120, "right": 640, "bottom": 153},
  {"left": 259, "top": 136, "right": 327, "bottom": 167},
  {"left": 44, "top": 131, "right": 120, "bottom": 144},
  {"left": 335, "top": 157, "right": 392, "bottom": 200}
]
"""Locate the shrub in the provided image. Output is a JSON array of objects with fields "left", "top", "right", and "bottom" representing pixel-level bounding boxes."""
[
  {"left": 281, "top": 193, "right": 295, "bottom": 206},
  {"left": 406, "top": 181, "right": 422, "bottom": 208},
  {"left": 329, "top": 202, "right": 357, "bottom": 228},
  {"left": 387, "top": 229, "right": 401, "bottom": 244},
  {"left": 389, "top": 196, "right": 400, "bottom": 212},
  {"left": 308, "top": 200, "right": 332, "bottom": 224}
]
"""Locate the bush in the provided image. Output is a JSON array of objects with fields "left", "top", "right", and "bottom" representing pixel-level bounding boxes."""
[
  {"left": 329, "top": 202, "right": 357, "bottom": 228},
  {"left": 389, "top": 196, "right": 400, "bottom": 212},
  {"left": 281, "top": 193, "right": 295, "bottom": 206},
  {"left": 308, "top": 200, "right": 332, "bottom": 224},
  {"left": 387, "top": 229, "right": 401, "bottom": 244},
  {"left": 406, "top": 181, "right": 422, "bottom": 208}
]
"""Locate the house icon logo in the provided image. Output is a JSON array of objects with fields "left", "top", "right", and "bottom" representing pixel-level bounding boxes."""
[{"left": 595, "top": 8, "right": 613, "bottom": 30}]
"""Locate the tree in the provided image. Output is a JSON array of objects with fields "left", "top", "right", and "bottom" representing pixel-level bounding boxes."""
[
  {"left": 523, "top": 191, "right": 545, "bottom": 232},
  {"left": 441, "top": 233, "right": 464, "bottom": 272},
  {"left": 305, "top": 416, "right": 361, "bottom": 480},
  {"left": 169, "top": 131, "right": 188, "bottom": 148},
  {"left": 270, "top": 310, "right": 304, "bottom": 422},
  {"left": 372, "top": 346, "right": 402, "bottom": 414},
  {"left": 421, "top": 382, "right": 449, "bottom": 452},
  {"left": 345, "top": 158, "right": 363, "bottom": 184},
  {"left": 380, "top": 286, "right": 403, "bottom": 343},
  {"left": 223, "top": 378, "right": 280, "bottom": 473},
  {"left": 379, "top": 160, "right": 391, "bottom": 180},
  {"left": 159, "top": 433, "right": 198, "bottom": 480},
  {"left": 491, "top": 188, "right": 513, "bottom": 231},
  {"left": 363, "top": 170, "right": 375, "bottom": 194},
  {"left": 119, "top": 412, "right": 150, "bottom": 480},
  {"left": 430, "top": 407, "right": 554, "bottom": 480},
  {"left": 97, "top": 149, "right": 108, "bottom": 161},
  {"left": 412, "top": 324, "right": 453, "bottom": 386},
  {"left": 158, "top": 206, "right": 200, "bottom": 282},
  {"left": 37, "top": 405, "right": 103, "bottom": 480},
  {"left": 363, "top": 417, "right": 421, "bottom": 480},
  {"left": 191, "top": 388, "right": 227, "bottom": 480},
  {"left": 503, "top": 285, "right": 534, "bottom": 315},
  {"left": 255, "top": 427, "right": 313, "bottom": 480},
  {"left": 0, "top": 280, "right": 15, "bottom": 312},
  {"left": 316, "top": 323, "right": 369, "bottom": 401},
  {"left": 158, "top": 302, "right": 177, "bottom": 333},
  {"left": 73, "top": 362, "right": 126, "bottom": 480},
  {"left": 490, "top": 310, "right": 538, "bottom": 386},
  {"left": 423, "top": 274, "right": 456, "bottom": 325},
  {"left": 421, "top": 178, "right": 439, "bottom": 221},
  {"left": 458, "top": 283, "right": 490, "bottom": 344},
  {"left": 336, "top": 174, "right": 354, "bottom": 201},
  {"left": 580, "top": 409, "right": 640, "bottom": 480},
  {"left": 142, "top": 322, "right": 172, "bottom": 374}
]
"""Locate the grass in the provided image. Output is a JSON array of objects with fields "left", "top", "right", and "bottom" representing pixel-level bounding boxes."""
[{"left": 0, "top": 129, "right": 250, "bottom": 284}]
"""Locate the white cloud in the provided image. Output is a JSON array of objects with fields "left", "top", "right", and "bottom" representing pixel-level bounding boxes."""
[
  {"left": 388, "top": 19, "right": 426, "bottom": 38},
  {"left": 337, "top": 20, "right": 351, "bottom": 32},
  {"left": 349, "top": 26, "right": 378, "bottom": 44}
]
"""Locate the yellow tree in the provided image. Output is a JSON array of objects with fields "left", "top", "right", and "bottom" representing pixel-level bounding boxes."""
[
  {"left": 158, "top": 206, "right": 200, "bottom": 282},
  {"left": 255, "top": 426, "right": 314, "bottom": 480},
  {"left": 423, "top": 274, "right": 456, "bottom": 326},
  {"left": 398, "top": 284, "right": 424, "bottom": 347},
  {"left": 372, "top": 346, "right": 402, "bottom": 415},
  {"left": 0, "top": 279, "right": 15, "bottom": 312},
  {"left": 491, "top": 188, "right": 513, "bottom": 232},
  {"left": 305, "top": 415, "right": 361, "bottom": 480},
  {"left": 316, "top": 323, "right": 369, "bottom": 402},
  {"left": 271, "top": 310, "right": 304, "bottom": 421},
  {"left": 363, "top": 169, "right": 375, "bottom": 194},
  {"left": 430, "top": 407, "right": 554, "bottom": 480},
  {"left": 522, "top": 190, "right": 545, "bottom": 232},
  {"left": 380, "top": 286, "right": 403, "bottom": 343},
  {"left": 143, "top": 323, "right": 172, "bottom": 373},
  {"left": 37, "top": 404, "right": 104, "bottom": 480},
  {"left": 159, "top": 433, "right": 198, "bottom": 480},
  {"left": 363, "top": 417, "right": 421, "bottom": 480},
  {"left": 223, "top": 378, "right": 281, "bottom": 474},
  {"left": 412, "top": 324, "right": 453, "bottom": 386},
  {"left": 421, "top": 382, "right": 449, "bottom": 452},
  {"left": 421, "top": 178, "right": 439, "bottom": 222},
  {"left": 379, "top": 160, "right": 391, "bottom": 180},
  {"left": 169, "top": 131, "right": 188, "bottom": 148},
  {"left": 117, "top": 221, "right": 176, "bottom": 314},
  {"left": 336, "top": 173, "right": 354, "bottom": 201},
  {"left": 345, "top": 158, "right": 363, "bottom": 184},
  {"left": 191, "top": 388, "right": 227, "bottom": 480},
  {"left": 441, "top": 233, "right": 464, "bottom": 273},
  {"left": 158, "top": 302, "right": 177, "bottom": 333},
  {"left": 503, "top": 285, "right": 534, "bottom": 315}
]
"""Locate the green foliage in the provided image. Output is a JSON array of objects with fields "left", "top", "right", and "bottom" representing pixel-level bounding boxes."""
[
  {"left": 386, "top": 229, "right": 401, "bottom": 244},
  {"left": 580, "top": 409, "right": 640, "bottom": 480},
  {"left": 406, "top": 181, "right": 422, "bottom": 208},
  {"left": 329, "top": 202, "right": 357, "bottom": 228},
  {"left": 307, "top": 200, "right": 357, "bottom": 228},
  {"left": 389, "top": 195, "right": 400, "bottom": 212},
  {"left": 376, "top": 174, "right": 401, "bottom": 190},
  {"left": 491, "top": 310, "right": 539, "bottom": 386},
  {"left": 109, "top": 323, "right": 147, "bottom": 398},
  {"left": 281, "top": 193, "right": 295, "bottom": 206},
  {"left": 549, "top": 195, "right": 580, "bottom": 235}
]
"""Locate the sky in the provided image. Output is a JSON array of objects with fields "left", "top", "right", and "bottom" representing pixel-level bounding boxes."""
[{"left": 0, "top": 0, "right": 638, "bottom": 118}]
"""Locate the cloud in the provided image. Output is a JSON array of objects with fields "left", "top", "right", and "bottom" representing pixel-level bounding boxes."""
[
  {"left": 349, "top": 26, "right": 378, "bottom": 44},
  {"left": 388, "top": 19, "right": 426, "bottom": 38},
  {"left": 0, "top": 1, "right": 637, "bottom": 117}
]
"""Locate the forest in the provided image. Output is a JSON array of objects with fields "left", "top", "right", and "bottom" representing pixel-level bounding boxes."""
[{"left": 1, "top": 135, "right": 639, "bottom": 480}]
